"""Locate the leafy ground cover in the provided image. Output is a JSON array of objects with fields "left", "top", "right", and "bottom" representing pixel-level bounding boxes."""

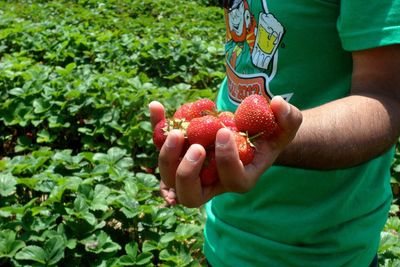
[
  {"left": 0, "top": 0, "right": 399, "bottom": 266},
  {"left": 0, "top": 0, "right": 223, "bottom": 266}
]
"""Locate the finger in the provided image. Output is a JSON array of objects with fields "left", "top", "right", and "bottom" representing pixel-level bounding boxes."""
[
  {"left": 149, "top": 101, "right": 166, "bottom": 129},
  {"left": 160, "top": 181, "right": 178, "bottom": 206},
  {"left": 166, "top": 189, "right": 178, "bottom": 206},
  {"left": 175, "top": 144, "right": 206, "bottom": 208},
  {"left": 164, "top": 189, "right": 178, "bottom": 206},
  {"left": 270, "top": 96, "right": 303, "bottom": 147},
  {"left": 215, "top": 128, "right": 254, "bottom": 193},
  {"left": 158, "top": 129, "right": 186, "bottom": 188},
  {"left": 160, "top": 188, "right": 177, "bottom": 206}
]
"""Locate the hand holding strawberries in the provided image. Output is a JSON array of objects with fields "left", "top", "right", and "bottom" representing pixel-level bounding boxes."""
[{"left": 149, "top": 95, "right": 302, "bottom": 208}]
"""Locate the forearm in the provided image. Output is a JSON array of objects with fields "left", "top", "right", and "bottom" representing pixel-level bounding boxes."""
[{"left": 275, "top": 94, "right": 400, "bottom": 169}]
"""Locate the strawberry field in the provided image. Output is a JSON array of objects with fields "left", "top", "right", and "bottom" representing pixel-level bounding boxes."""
[{"left": 0, "top": 1, "right": 399, "bottom": 266}]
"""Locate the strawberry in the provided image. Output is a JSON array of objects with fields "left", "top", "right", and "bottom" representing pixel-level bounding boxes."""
[
  {"left": 200, "top": 150, "right": 219, "bottom": 186},
  {"left": 172, "top": 99, "right": 216, "bottom": 121},
  {"left": 153, "top": 119, "right": 168, "bottom": 150},
  {"left": 180, "top": 138, "right": 191, "bottom": 158},
  {"left": 233, "top": 132, "right": 255, "bottom": 165},
  {"left": 152, "top": 118, "right": 189, "bottom": 150},
  {"left": 218, "top": 111, "right": 237, "bottom": 131},
  {"left": 234, "top": 94, "right": 278, "bottom": 138},
  {"left": 186, "top": 98, "right": 217, "bottom": 120},
  {"left": 173, "top": 102, "right": 193, "bottom": 121},
  {"left": 187, "top": 115, "right": 223, "bottom": 148}
]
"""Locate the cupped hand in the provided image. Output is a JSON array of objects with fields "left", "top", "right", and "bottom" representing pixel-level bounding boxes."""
[{"left": 149, "top": 96, "right": 302, "bottom": 208}]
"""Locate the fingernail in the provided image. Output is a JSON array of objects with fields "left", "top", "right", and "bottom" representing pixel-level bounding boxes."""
[
  {"left": 282, "top": 101, "right": 291, "bottom": 117},
  {"left": 148, "top": 101, "right": 156, "bottom": 109},
  {"left": 165, "top": 131, "right": 178, "bottom": 148},
  {"left": 168, "top": 190, "right": 176, "bottom": 198},
  {"left": 186, "top": 146, "right": 201, "bottom": 162},
  {"left": 216, "top": 129, "right": 230, "bottom": 148},
  {"left": 274, "top": 96, "right": 290, "bottom": 117}
]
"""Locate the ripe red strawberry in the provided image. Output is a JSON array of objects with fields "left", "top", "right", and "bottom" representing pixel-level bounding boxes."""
[
  {"left": 173, "top": 102, "right": 193, "bottom": 121},
  {"left": 200, "top": 150, "right": 219, "bottom": 186},
  {"left": 152, "top": 118, "right": 189, "bottom": 150},
  {"left": 186, "top": 98, "right": 216, "bottom": 120},
  {"left": 218, "top": 111, "right": 237, "bottom": 131},
  {"left": 180, "top": 138, "right": 191, "bottom": 158},
  {"left": 187, "top": 115, "right": 223, "bottom": 148},
  {"left": 233, "top": 132, "right": 255, "bottom": 165},
  {"left": 153, "top": 119, "right": 168, "bottom": 150},
  {"left": 234, "top": 95, "right": 278, "bottom": 138}
]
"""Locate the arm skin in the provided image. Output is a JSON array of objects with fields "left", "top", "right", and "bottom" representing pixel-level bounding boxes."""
[{"left": 276, "top": 44, "right": 400, "bottom": 169}]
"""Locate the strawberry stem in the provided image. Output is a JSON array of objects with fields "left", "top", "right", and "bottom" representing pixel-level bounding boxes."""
[{"left": 249, "top": 131, "right": 264, "bottom": 141}]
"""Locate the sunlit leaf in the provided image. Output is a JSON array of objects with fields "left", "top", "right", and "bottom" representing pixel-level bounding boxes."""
[
  {"left": 0, "top": 173, "right": 17, "bottom": 196},
  {"left": 15, "top": 245, "right": 46, "bottom": 264}
]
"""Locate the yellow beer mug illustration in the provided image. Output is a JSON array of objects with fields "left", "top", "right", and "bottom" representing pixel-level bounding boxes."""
[{"left": 252, "top": 13, "right": 284, "bottom": 70}]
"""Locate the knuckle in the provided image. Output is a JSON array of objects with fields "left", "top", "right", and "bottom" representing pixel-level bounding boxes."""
[
  {"left": 158, "top": 151, "right": 177, "bottom": 167},
  {"left": 175, "top": 171, "right": 187, "bottom": 182},
  {"left": 216, "top": 147, "right": 237, "bottom": 164},
  {"left": 296, "top": 112, "right": 303, "bottom": 128},
  {"left": 158, "top": 155, "right": 170, "bottom": 167},
  {"left": 290, "top": 107, "right": 303, "bottom": 128}
]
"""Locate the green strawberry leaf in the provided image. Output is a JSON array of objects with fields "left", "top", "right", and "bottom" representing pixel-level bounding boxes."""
[
  {"left": 44, "top": 236, "right": 65, "bottom": 265},
  {"left": 15, "top": 245, "right": 46, "bottom": 264},
  {"left": 0, "top": 173, "right": 17, "bottom": 197},
  {"left": 0, "top": 230, "right": 25, "bottom": 258}
]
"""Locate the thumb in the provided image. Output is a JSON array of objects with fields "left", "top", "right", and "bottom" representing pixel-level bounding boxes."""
[
  {"left": 175, "top": 144, "right": 206, "bottom": 208},
  {"left": 269, "top": 96, "right": 303, "bottom": 146}
]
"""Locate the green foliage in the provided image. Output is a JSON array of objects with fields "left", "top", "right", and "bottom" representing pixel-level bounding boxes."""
[
  {"left": 0, "top": 0, "right": 399, "bottom": 266},
  {"left": 385, "top": 143, "right": 400, "bottom": 265},
  {"left": 0, "top": 147, "right": 207, "bottom": 266},
  {"left": 379, "top": 205, "right": 400, "bottom": 266},
  {"left": 0, "top": 0, "right": 223, "bottom": 266},
  {"left": 0, "top": 0, "right": 225, "bottom": 159}
]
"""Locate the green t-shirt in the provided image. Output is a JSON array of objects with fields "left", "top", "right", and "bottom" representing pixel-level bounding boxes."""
[{"left": 204, "top": 1, "right": 400, "bottom": 266}]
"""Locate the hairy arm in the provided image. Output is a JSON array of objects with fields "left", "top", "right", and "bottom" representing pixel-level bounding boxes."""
[{"left": 276, "top": 45, "right": 400, "bottom": 169}]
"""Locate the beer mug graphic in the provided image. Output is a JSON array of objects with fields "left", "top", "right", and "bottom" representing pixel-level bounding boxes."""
[{"left": 252, "top": 13, "right": 284, "bottom": 70}]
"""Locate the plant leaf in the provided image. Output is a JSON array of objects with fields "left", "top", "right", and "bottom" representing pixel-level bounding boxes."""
[
  {"left": 125, "top": 242, "right": 138, "bottom": 259},
  {"left": 44, "top": 236, "right": 65, "bottom": 265},
  {"left": 0, "top": 173, "right": 17, "bottom": 196},
  {"left": 0, "top": 230, "right": 25, "bottom": 258},
  {"left": 15, "top": 245, "right": 46, "bottom": 264}
]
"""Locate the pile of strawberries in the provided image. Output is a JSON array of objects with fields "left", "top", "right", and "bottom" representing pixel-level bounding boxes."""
[{"left": 153, "top": 95, "right": 278, "bottom": 186}]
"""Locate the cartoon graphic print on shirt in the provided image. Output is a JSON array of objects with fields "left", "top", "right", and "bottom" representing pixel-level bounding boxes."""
[{"left": 224, "top": 0, "right": 293, "bottom": 104}]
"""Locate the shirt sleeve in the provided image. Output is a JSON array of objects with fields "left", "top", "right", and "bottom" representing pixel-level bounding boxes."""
[{"left": 337, "top": 0, "right": 400, "bottom": 51}]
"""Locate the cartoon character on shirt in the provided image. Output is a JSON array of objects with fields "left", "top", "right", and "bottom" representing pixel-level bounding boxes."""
[
  {"left": 225, "top": 0, "right": 257, "bottom": 71},
  {"left": 224, "top": 0, "right": 290, "bottom": 103}
]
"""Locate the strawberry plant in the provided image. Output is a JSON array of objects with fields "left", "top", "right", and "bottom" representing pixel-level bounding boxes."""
[
  {"left": 0, "top": 148, "right": 207, "bottom": 266},
  {"left": 0, "top": 0, "right": 223, "bottom": 266},
  {"left": 0, "top": 0, "right": 398, "bottom": 266}
]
